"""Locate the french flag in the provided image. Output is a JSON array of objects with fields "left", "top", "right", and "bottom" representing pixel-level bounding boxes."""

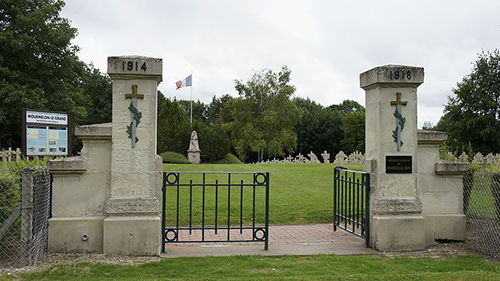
[{"left": 175, "top": 74, "right": 192, "bottom": 90}]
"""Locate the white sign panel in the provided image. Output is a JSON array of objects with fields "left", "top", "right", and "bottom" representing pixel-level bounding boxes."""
[{"left": 26, "top": 111, "right": 68, "bottom": 125}]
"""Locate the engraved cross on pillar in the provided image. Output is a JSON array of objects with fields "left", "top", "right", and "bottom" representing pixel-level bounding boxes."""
[
  {"left": 390, "top": 92, "right": 407, "bottom": 151},
  {"left": 125, "top": 84, "right": 144, "bottom": 148}
]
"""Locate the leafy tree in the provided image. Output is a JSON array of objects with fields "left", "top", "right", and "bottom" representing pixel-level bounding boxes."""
[
  {"left": 157, "top": 98, "right": 191, "bottom": 154},
  {"left": 437, "top": 50, "right": 500, "bottom": 153},
  {"left": 193, "top": 121, "right": 231, "bottom": 162},
  {"left": 223, "top": 66, "right": 301, "bottom": 162},
  {"left": 0, "top": 0, "right": 86, "bottom": 147},
  {"left": 294, "top": 97, "right": 344, "bottom": 156},
  {"left": 340, "top": 110, "right": 365, "bottom": 153},
  {"left": 178, "top": 100, "right": 207, "bottom": 125},
  {"left": 330, "top": 100, "right": 363, "bottom": 115},
  {"left": 206, "top": 94, "right": 233, "bottom": 126},
  {"left": 157, "top": 90, "right": 166, "bottom": 118},
  {"left": 79, "top": 63, "right": 112, "bottom": 125},
  {"left": 421, "top": 121, "right": 435, "bottom": 130}
]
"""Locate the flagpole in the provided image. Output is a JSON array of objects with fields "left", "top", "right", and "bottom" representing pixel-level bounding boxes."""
[{"left": 190, "top": 71, "right": 193, "bottom": 125}]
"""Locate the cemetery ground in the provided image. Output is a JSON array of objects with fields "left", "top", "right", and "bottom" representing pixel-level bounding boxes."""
[
  {"left": 2, "top": 163, "right": 500, "bottom": 280},
  {"left": 162, "top": 163, "right": 364, "bottom": 225}
]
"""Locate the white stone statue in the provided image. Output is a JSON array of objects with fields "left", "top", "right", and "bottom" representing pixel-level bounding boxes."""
[
  {"left": 187, "top": 130, "right": 201, "bottom": 164},
  {"left": 188, "top": 130, "right": 200, "bottom": 152}
]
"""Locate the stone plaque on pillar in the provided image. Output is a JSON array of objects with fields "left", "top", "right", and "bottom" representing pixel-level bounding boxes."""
[
  {"left": 104, "top": 56, "right": 162, "bottom": 255},
  {"left": 360, "top": 65, "right": 425, "bottom": 251}
]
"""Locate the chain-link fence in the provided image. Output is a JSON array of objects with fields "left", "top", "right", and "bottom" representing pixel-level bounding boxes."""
[
  {"left": 0, "top": 166, "right": 51, "bottom": 267},
  {"left": 463, "top": 169, "right": 500, "bottom": 260}
]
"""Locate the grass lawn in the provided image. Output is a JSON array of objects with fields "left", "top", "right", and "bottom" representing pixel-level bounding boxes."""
[
  {"left": 163, "top": 163, "right": 362, "bottom": 226},
  {"left": 5, "top": 255, "right": 500, "bottom": 281}
]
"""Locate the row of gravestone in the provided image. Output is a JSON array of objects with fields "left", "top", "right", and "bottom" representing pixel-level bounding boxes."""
[
  {"left": 252, "top": 150, "right": 365, "bottom": 165},
  {"left": 449, "top": 152, "right": 500, "bottom": 165},
  {"left": 254, "top": 150, "right": 500, "bottom": 166}
]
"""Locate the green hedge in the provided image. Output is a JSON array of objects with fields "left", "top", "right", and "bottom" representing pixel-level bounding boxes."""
[
  {"left": 160, "top": 151, "right": 191, "bottom": 164},
  {"left": 211, "top": 153, "right": 243, "bottom": 164}
]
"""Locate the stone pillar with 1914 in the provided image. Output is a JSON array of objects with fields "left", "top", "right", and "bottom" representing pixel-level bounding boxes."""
[{"left": 105, "top": 56, "right": 162, "bottom": 255}]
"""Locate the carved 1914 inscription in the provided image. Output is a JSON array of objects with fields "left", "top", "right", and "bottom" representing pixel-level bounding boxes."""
[{"left": 122, "top": 60, "right": 147, "bottom": 72}]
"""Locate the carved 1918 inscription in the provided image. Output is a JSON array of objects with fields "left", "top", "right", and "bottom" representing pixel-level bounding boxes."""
[
  {"left": 389, "top": 69, "right": 411, "bottom": 80},
  {"left": 386, "top": 156, "right": 412, "bottom": 173}
]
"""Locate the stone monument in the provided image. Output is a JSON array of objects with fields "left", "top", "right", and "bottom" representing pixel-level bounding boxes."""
[
  {"left": 308, "top": 151, "right": 320, "bottom": 163},
  {"left": 187, "top": 130, "right": 201, "bottom": 164},
  {"left": 47, "top": 56, "right": 163, "bottom": 256},
  {"left": 321, "top": 150, "right": 330, "bottom": 163},
  {"left": 104, "top": 56, "right": 162, "bottom": 255},
  {"left": 361, "top": 65, "right": 426, "bottom": 251},
  {"left": 361, "top": 65, "right": 467, "bottom": 251}
]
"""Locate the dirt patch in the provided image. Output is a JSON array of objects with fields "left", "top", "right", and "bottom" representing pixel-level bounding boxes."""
[
  {"left": 0, "top": 253, "right": 161, "bottom": 275},
  {"left": 381, "top": 241, "right": 494, "bottom": 261}
]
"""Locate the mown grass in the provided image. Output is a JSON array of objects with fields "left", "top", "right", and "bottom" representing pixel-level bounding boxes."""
[
  {"left": 163, "top": 163, "right": 362, "bottom": 226},
  {"left": 6, "top": 255, "right": 500, "bottom": 281}
]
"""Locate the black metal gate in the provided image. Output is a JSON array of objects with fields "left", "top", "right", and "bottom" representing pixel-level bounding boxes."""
[
  {"left": 162, "top": 171, "right": 269, "bottom": 252},
  {"left": 333, "top": 167, "right": 370, "bottom": 247}
]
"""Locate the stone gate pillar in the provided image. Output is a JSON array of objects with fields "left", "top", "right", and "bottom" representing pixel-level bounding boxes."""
[
  {"left": 105, "top": 56, "right": 162, "bottom": 255},
  {"left": 360, "top": 65, "right": 425, "bottom": 251}
]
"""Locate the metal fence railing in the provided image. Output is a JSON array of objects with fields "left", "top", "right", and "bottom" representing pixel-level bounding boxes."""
[
  {"left": 333, "top": 167, "right": 370, "bottom": 248},
  {"left": 0, "top": 166, "right": 51, "bottom": 267},
  {"left": 463, "top": 169, "right": 500, "bottom": 260},
  {"left": 162, "top": 171, "right": 270, "bottom": 252}
]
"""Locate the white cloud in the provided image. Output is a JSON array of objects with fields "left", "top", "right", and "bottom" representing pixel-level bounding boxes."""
[{"left": 61, "top": 0, "right": 500, "bottom": 127}]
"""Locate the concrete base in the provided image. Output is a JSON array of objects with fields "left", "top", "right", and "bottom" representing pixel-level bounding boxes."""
[
  {"left": 48, "top": 217, "right": 104, "bottom": 253},
  {"left": 424, "top": 214, "right": 465, "bottom": 245},
  {"left": 103, "top": 216, "right": 161, "bottom": 256},
  {"left": 188, "top": 151, "right": 201, "bottom": 164},
  {"left": 371, "top": 215, "right": 425, "bottom": 251}
]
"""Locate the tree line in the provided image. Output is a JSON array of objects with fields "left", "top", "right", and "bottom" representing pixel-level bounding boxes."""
[
  {"left": 426, "top": 49, "right": 500, "bottom": 156},
  {"left": 3, "top": 0, "right": 499, "bottom": 160},
  {"left": 157, "top": 66, "right": 365, "bottom": 163},
  {"left": 0, "top": 0, "right": 364, "bottom": 162},
  {"left": 0, "top": 0, "right": 112, "bottom": 151}
]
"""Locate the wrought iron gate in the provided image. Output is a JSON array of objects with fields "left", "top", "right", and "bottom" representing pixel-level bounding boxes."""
[
  {"left": 333, "top": 167, "right": 370, "bottom": 247},
  {"left": 162, "top": 171, "right": 269, "bottom": 252}
]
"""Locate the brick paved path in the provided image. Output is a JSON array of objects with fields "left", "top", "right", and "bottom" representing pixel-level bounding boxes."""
[
  {"left": 166, "top": 224, "right": 362, "bottom": 246},
  {"left": 163, "top": 224, "right": 375, "bottom": 257}
]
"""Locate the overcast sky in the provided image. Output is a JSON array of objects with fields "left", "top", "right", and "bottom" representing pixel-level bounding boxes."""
[{"left": 61, "top": 0, "right": 500, "bottom": 127}]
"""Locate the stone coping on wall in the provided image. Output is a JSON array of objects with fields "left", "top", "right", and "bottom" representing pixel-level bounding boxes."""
[
  {"left": 435, "top": 161, "right": 469, "bottom": 175},
  {"left": 417, "top": 130, "right": 447, "bottom": 145},
  {"left": 75, "top": 123, "right": 112, "bottom": 140},
  {"left": 48, "top": 156, "right": 87, "bottom": 174}
]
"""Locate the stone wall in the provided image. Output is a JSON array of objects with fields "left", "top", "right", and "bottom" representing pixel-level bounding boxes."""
[
  {"left": 48, "top": 123, "right": 112, "bottom": 253},
  {"left": 417, "top": 130, "right": 468, "bottom": 245}
]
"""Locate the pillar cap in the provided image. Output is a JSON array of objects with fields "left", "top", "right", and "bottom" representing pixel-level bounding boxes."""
[
  {"left": 108, "top": 56, "right": 162, "bottom": 83},
  {"left": 360, "top": 64, "right": 424, "bottom": 90}
]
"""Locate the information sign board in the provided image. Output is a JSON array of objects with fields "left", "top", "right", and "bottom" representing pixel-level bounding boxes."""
[{"left": 22, "top": 109, "right": 71, "bottom": 156}]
